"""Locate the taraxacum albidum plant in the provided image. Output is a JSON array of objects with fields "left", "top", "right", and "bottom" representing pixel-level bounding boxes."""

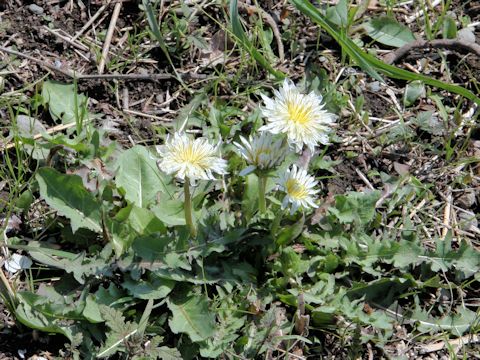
[{"left": 237, "top": 78, "right": 336, "bottom": 215}]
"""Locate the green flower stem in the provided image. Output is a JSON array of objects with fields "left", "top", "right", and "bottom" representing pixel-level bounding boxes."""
[
  {"left": 184, "top": 177, "right": 196, "bottom": 238},
  {"left": 271, "top": 208, "right": 285, "bottom": 237},
  {"left": 258, "top": 175, "right": 267, "bottom": 214}
]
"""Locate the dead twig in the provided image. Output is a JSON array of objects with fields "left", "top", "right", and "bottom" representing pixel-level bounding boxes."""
[
  {"left": 42, "top": 26, "right": 90, "bottom": 52},
  {"left": 1, "top": 122, "right": 79, "bottom": 152},
  {"left": 72, "top": 0, "right": 113, "bottom": 41},
  {"left": 77, "top": 73, "right": 208, "bottom": 81},
  {"left": 0, "top": 46, "right": 207, "bottom": 81},
  {"left": 122, "top": 108, "right": 174, "bottom": 124},
  {"left": 98, "top": 2, "right": 123, "bottom": 73},
  {"left": 74, "top": 73, "right": 173, "bottom": 80},
  {"left": 384, "top": 39, "right": 480, "bottom": 65},
  {"left": 0, "top": 45, "right": 76, "bottom": 78},
  {"left": 419, "top": 334, "right": 480, "bottom": 354},
  {"left": 405, "top": 0, "right": 441, "bottom": 24},
  {"left": 355, "top": 168, "right": 375, "bottom": 190},
  {"left": 439, "top": 187, "right": 453, "bottom": 240}
]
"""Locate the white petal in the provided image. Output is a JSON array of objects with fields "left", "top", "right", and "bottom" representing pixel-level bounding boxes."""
[
  {"left": 239, "top": 165, "right": 256, "bottom": 176},
  {"left": 156, "top": 132, "right": 226, "bottom": 181},
  {"left": 259, "top": 79, "right": 336, "bottom": 152}
]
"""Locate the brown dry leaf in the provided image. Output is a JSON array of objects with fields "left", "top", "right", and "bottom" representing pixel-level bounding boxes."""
[
  {"left": 1, "top": 214, "right": 22, "bottom": 233},
  {"left": 100, "top": 116, "right": 123, "bottom": 137},
  {"left": 291, "top": 347, "right": 306, "bottom": 359},
  {"left": 294, "top": 314, "right": 310, "bottom": 336},
  {"left": 67, "top": 158, "right": 113, "bottom": 191},
  {"left": 199, "top": 30, "right": 232, "bottom": 68},
  {"left": 311, "top": 193, "right": 335, "bottom": 225},
  {"left": 418, "top": 335, "right": 480, "bottom": 354},
  {"left": 280, "top": 7, "right": 290, "bottom": 21},
  {"left": 393, "top": 162, "right": 410, "bottom": 176},
  {"left": 455, "top": 191, "right": 476, "bottom": 209},
  {"left": 68, "top": 166, "right": 98, "bottom": 192}
]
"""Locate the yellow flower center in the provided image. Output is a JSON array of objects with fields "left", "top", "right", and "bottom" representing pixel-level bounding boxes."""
[
  {"left": 287, "top": 100, "right": 311, "bottom": 125},
  {"left": 178, "top": 144, "right": 206, "bottom": 166},
  {"left": 285, "top": 178, "right": 308, "bottom": 199}
]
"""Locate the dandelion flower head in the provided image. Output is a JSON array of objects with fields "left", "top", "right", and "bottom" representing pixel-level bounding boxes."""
[
  {"left": 156, "top": 132, "right": 227, "bottom": 181},
  {"left": 260, "top": 79, "right": 336, "bottom": 152},
  {"left": 277, "top": 164, "right": 319, "bottom": 214},
  {"left": 234, "top": 132, "right": 287, "bottom": 176}
]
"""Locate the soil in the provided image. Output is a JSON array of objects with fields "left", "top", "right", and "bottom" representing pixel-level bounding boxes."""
[{"left": 0, "top": 302, "right": 66, "bottom": 360}]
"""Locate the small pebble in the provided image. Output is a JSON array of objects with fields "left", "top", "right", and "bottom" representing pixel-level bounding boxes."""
[
  {"left": 458, "top": 210, "right": 478, "bottom": 232},
  {"left": 367, "top": 81, "right": 381, "bottom": 93},
  {"left": 344, "top": 67, "right": 357, "bottom": 76},
  {"left": 17, "top": 349, "right": 26, "bottom": 359},
  {"left": 457, "top": 28, "right": 476, "bottom": 44},
  {"left": 28, "top": 3, "right": 44, "bottom": 15},
  {"left": 456, "top": 191, "right": 476, "bottom": 209}
]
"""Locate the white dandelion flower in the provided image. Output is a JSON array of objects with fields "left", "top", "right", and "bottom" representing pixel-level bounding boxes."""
[
  {"left": 234, "top": 132, "right": 287, "bottom": 176},
  {"left": 260, "top": 79, "right": 336, "bottom": 153},
  {"left": 277, "top": 164, "right": 319, "bottom": 214},
  {"left": 156, "top": 132, "right": 227, "bottom": 181}
]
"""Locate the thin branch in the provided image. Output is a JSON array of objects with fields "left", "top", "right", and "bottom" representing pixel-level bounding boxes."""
[
  {"left": 0, "top": 46, "right": 206, "bottom": 81},
  {"left": 405, "top": 0, "right": 442, "bottom": 24},
  {"left": 419, "top": 334, "right": 480, "bottom": 354},
  {"left": 0, "top": 45, "right": 76, "bottom": 78},
  {"left": 384, "top": 39, "right": 480, "bottom": 65},
  {"left": 1, "top": 122, "right": 80, "bottom": 152},
  {"left": 71, "top": 0, "right": 113, "bottom": 41},
  {"left": 42, "top": 26, "right": 90, "bottom": 52}
]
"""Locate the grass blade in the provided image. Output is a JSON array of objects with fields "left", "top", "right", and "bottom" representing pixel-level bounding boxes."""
[
  {"left": 142, "top": 0, "right": 190, "bottom": 92},
  {"left": 291, "top": 0, "right": 480, "bottom": 105},
  {"left": 229, "top": 0, "right": 285, "bottom": 80}
]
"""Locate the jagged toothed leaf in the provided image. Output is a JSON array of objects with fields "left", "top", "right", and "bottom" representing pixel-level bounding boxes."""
[
  {"left": 329, "top": 191, "right": 380, "bottom": 226},
  {"left": 411, "top": 306, "right": 478, "bottom": 336},
  {"left": 167, "top": 294, "right": 215, "bottom": 342},
  {"left": 392, "top": 241, "right": 424, "bottom": 268},
  {"left": 453, "top": 243, "right": 480, "bottom": 278},
  {"left": 156, "top": 347, "right": 183, "bottom": 360},
  {"left": 97, "top": 305, "right": 138, "bottom": 358},
  {"left": 138, "top": 337, "right": 182, "bottom": 360}
]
